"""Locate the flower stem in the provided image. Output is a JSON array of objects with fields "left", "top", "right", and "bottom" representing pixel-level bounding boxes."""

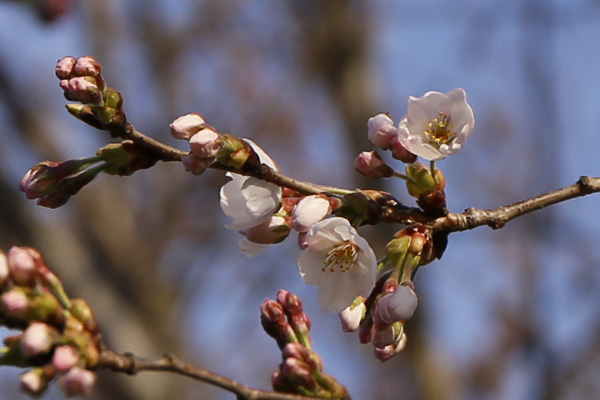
[{"left": 392, "top": 172, "right": 416, "bottom": 183}]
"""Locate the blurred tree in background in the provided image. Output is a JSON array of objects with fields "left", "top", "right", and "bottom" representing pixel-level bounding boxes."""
[{"left": 0, "top": 1, "right": 599, "bottom": 399}]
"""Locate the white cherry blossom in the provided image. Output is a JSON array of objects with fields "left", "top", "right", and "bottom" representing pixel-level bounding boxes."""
[
  {"left": 397, "top": 88, "right": 474, "bottom": 161},
  {"left": 238, "top": 215, "right": 290, "bottom": 258},
  {"left": 219, "top": 140, "right": 282, "bottom": 230},
  {"left": 291, "top": 195, "right": 332, "bottom": 232},
  {"left": 297, "top": 217, "right": 377, "bottom": 313}
]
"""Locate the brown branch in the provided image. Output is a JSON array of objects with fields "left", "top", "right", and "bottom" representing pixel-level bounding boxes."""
[
  {"left": 97, "top": 349, "right": 328, "bottom": 400},
  {"left": 117, "top": 122, "right": 354, "bottom": 196},
  {"left": 111, "top": 124, "right": 600, "bottom": 233},
  {"left": 122, "top": 124, "right": 188, "bottom": 162},
  {"left": 432, "top": 176, "right": 600, "bottom": 233}
]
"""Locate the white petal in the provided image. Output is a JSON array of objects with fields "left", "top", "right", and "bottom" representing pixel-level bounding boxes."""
[
  {"left": 297, "top": 249, "right": 326, "bottom": 285},
  {"left": 292, "top": 195, "right": 332, "bottom": 232},
  {"left": 239, "top": 238, "right": 270, "bottom": 258},
  {"left": 220, "top": 175, "right": 281, "bottom": 230},
  {"left": 243, "top": 139, "right": 278, "bottom": 170}
]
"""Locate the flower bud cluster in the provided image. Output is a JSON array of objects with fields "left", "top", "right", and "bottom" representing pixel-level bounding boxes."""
[
  {"left": 0, "top": 247, "right": 100, "bottom": 397},
  {"left": 20, "top": 158, "right": 104, "bottom": 209},
  {"left": 211, "top": 132, "right": 340, "bottom": 257},
  {"left": 261, "top": 290, "right": 350, "bottom": 399},
  {"left": 359, "top": 89, "right": 474, "bottom": 219},
  {"left": 338, "top": 225, "right": 438, "bottom": 362},
  {"left": 56, "top": 56, "right": 126, "bottom": 130},
  {"left": 170, "top": 113, "right": 269, "bottom": 176}
]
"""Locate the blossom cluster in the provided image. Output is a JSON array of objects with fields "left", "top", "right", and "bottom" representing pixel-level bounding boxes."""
[
  {"left": 170, "top": 113, "right": 382, "bottom": 314},
  {"left": 171, "top": 88, "right": 475, "bottom": 360},
  {"left": 362, "top": 87, "right": 474, "bottom": 165},
  {"left": 0, "top": 247, "right": 100, "bottom": 397},
  {"left": 339, "top": 225, "right": 435, "bottom": 361},
  {"left": 21, "top": 63, "right": 478, "bottom": 368}
]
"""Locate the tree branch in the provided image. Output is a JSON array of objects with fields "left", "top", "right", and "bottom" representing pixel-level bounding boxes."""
[
  {"left": 432, "top": 176, "right": 600, "bottom": 232},
  {"left": 97, "top": 349, "right": 329, "bottom": 400},
  {"left": 113, "top": 124, "right": 600, "bottom": 234}
]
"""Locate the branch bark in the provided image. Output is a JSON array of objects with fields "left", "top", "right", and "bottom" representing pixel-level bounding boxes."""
[
  {"left": 431, "top": 176, "right": 600, "bottom": 232},
  {"left": 120, "top": 124, "right": 600, "bottom": 234},
  {"left": 98, "top": 349, "right": 333, "bottom": 400}
]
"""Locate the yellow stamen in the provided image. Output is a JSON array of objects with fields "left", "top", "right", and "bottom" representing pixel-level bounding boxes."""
[
  {"left": 322, "top": 241, "right": 359, "bottom": 273},
  {"left": 424, "top": 112, "right": 454, "bottom": 148}
]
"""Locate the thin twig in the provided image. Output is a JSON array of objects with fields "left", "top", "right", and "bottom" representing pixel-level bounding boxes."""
[
  {"left": 98, "top": 349, "right": 326, "bottom": 400},
  {"left": 431, "top": 176, "right": 600, "bottom": 232},
  {"left": 124, "top": 124, "right": 188, "bottom": 162}
]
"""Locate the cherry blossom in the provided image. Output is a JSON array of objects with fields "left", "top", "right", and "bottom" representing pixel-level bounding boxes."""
[
  {"left": 220, "top": 140, "right": 282, "bottom": 230},
  {"left": 297, "top": 217, "right": 377, "bottom": 313},
  {"left": 291, "top": 195, "right": 332, "bottom": 232},
  {"left": 397, "top": 88, "right": 474, "bottom": 161},
  {"left": 238, "top": 215, "right": 291, "bottom": 258}
]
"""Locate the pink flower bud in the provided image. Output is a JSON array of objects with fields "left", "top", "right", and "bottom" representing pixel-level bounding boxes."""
[
  {"left": 0, "top": 251, "right": 8, "bottom": 287},
  {"left": 55, "top": 56, "right": 76, "bottom": 79},
  {"left": 367, "top": 113, "right": 398, "bottom": 150},
  {"left": 373, "top": 332, "right": 407, "bottom": 362},
  {"left": 73, "top": 56, "right": 102, "bottom": 78},
  {"left": 280, "top": 358, "right": 317, "bottom": 391},
  {"left": 20, "top": 368, "right": 48, "bottom": 397},
  {"left": 20, "top": 322, "right": 58, "bottom": 358},
  {"left": 339, "top": 300, "right": 366, "bottom": 332},
  {"left": 2, "top": 288, "right": 29, "bottom": 319},
  {"left": 181, "top": 154, "right": 209, "bottom": 175},
  {"left": 20, "top": 161, "right": 67, "bottom": 200},
  {"left": 66, "top": 76, "right": 102, "bottom": 104},
  {"left": 355, "top": 151, "right": 394, "bottom": 179},
  {"left": 7, "top": 246, "right": 38, "bottom": 287},
  {"left": 281, "top": 342, "right": 309, "bottom": 361},
  {"left": 260, "top": 299, "right": 297, "bottom": 350},
  {"left": 378, "top": 285, "right": 419, "bottom": 324},
  {"left": 371, "top": 324, "right": 396, "bottom": 349},
  {"left": 169, "top": 113, "right": 206, "bottom": 140},
  {"left": 57, "top": 367, "right": 96, "bottom": 397},
  {"left": 291, "top": 195, "right": 332, "bottom": 232},
  {"left": 52, "top": 345, "right": 81, "bottom": 372},
  {"left": 390, "top": 135, "right": 417, "bottom": 163},
  {"left": 189, "top": 127, "right": 222, "bottom": 159}
]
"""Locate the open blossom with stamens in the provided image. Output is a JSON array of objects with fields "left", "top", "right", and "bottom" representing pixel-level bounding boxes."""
[
  {"left": 220, "top": 140, "right": 282, "bottom": 230},
  {"left": 397, "top": 88, "right": 474, "bottom": 161},
  {"left": 297, "top": 217, "right": 377, "bottom": 313}
]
